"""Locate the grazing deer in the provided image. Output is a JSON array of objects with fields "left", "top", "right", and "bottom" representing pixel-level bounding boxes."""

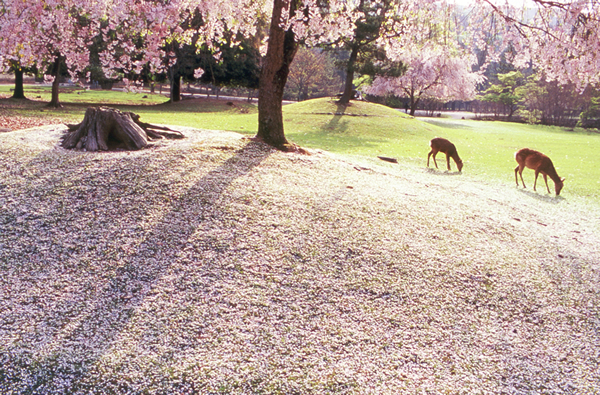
[
  {"left": 514, "top": 148, "right": 565, "bottom": 195},
  {"left": 427, "top": 137, "right": 463, "bottom": 172}
]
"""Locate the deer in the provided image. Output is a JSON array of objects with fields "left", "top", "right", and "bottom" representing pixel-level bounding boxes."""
[
  {"left": 514, "top": 148, "right": 565, "bottom": 195},
  {"left": 427, "top": 137, "right": 463, "bottom": 172}
]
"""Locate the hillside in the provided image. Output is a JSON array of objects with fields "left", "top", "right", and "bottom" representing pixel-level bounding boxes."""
[{"left": 1, "top": 125, "right": 599, "bottom": 394}]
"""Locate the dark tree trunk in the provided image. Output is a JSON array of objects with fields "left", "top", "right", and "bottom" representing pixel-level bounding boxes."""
[
  {"left": 170, "top": 73, "right": 181, "bottom": 102},
  {"left": 12, "top": 67, "right": 26, "bottom": 99},
  {"left": 61, "top": 107, "right": 184, "bottom": 151},
  {"left": 48, "top": 55, "right": 62, "bottom": 108},
  {"left": 410, "top": 100, "right": 418, "bottom": 117},
  {"left": 408, "top": 90, "right": 419, "bottom": 117},
  {"left": 256, "top": 0, "right": 299, "bottom": 150},
  {"left": 338, "top": 44, "right": 359, "bottom": 105},
  {"left": 169, "top": 65, "right": 181, "bottom": 103}
]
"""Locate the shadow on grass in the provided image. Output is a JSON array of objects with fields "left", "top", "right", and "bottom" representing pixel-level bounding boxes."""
[
  {"left": 517, "top": 188, "right": 564, "bottom": 203},
  {"left": 290, "top": 103, "right": 388, "bottom": 152},
  {"left": 1, "top": 96, "right": 256, "bottom": 117},
  {"left": 0, "top": 140, "right": 272, "bottom": 392},
  {"left": 425, "top": 167, "right": 463, "bottom": 176},
  {"left": 322, "top": 102, "right": 351, "bottom": 133}
]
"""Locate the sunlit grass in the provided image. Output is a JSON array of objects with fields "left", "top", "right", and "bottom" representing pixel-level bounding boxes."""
[
  {"left": 282, "top": 98, "right": 434, "bottom": 157},
  {"left": 1, "top": 89, "right": 598, "bottom": 203},
  {"left": 280, "top": 98, "right": 600, "bottom": 204},
  {"left": 419, "top": 119, "right": 600, "bottom": 201}
]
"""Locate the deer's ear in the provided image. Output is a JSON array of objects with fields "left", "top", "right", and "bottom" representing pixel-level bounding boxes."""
[{"left": 561, "top": 177, "right": 566, "bottom": 182}]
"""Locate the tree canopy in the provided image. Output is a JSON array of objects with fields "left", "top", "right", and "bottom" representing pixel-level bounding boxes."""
[{"left": 2, "top": 0, "right": 600, "bottom": 145}]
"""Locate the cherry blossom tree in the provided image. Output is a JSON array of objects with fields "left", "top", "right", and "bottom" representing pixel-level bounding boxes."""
[
  {"left": 254, "top": 0, "right": 357, "bottom": 149},
  {"left": 333, "top": 0, "right": 448, "bottom": 105},
  {"left": 98, "top": 0, "right": 353, "bottom": 148},
  {"left": 6, "top": 0, "right": 598, "bottom": 148},
  {"left": 1, "top": 0, "right": 105, "bottom": 107},
  {"left": 366, "top": 46, "right": 483, "bottom": 116},
  {"left": 0, "top": 0, "right": 36, "bottom": 99},
  {"left": 17, "top": 0, "right": 102, "bottom": 107},
  {"left": 99, "top": 0, "right": 259, "bottom": 101},
  {"left": 470, "top": 0, "right": 600, "bottom": 90},
  {"left": 93, "top": 0, "right": 600, "bottom": 148},
  {"left": 366, "top": 0, "right": 600, "bottom": 117},
  {"left": 364, "top": 1, "right": 483, "bottom": 115},
  {"left": 99, "top": 1, "right": 197, "bottom": 101}
]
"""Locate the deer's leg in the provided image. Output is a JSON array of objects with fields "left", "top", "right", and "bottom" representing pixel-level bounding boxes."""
[
  {"left": 533, "top": 170, "right": 540, "bottom": 191},
  {"left": 446, "top": 154, "right": 452, "bottom": 171},
  {"left": 427, "top": 150, "right": 433, "bottom": 167},
  {"left": 431, "top": 151, "right": 439, "bottom": 169},
  {"left": 542, "top": 173, "right": 550, "bottom": 194},
  {"left": 515, "top": 165, "right": 526, "bottom": 188}
]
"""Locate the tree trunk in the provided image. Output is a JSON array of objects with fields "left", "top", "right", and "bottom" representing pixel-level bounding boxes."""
[
  {"left": 12, "top": 67, "right": 26, "bottom": 99},
  {"left": 61, "top": 107, "right": 184, "bottom": 151},
  {"left": 338, "top": 44, "right": 359, "bottom": 105},
  {"left": 410, "top": 99, "right": 419, "bottom": 117},
  {"left": 256, "top": 0, "right": 299, "bottom": 150},
  {"left": 48, "top": 55, "right": 62, "bottom": 108},
  {"left": 408, "top": 89, "right": 419, "bottom": 117},
  {"left": 169, "top": 65, "right": 181, "bottom": 102}
]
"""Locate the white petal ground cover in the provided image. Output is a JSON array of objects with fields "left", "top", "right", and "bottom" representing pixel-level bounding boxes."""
[{"left": 0, "top": 125, "right": 599, "bottom": 394}]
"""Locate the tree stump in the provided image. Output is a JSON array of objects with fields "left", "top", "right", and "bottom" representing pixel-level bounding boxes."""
[{"left": 61, "top": 107, "right": 184, "bottom": 151}]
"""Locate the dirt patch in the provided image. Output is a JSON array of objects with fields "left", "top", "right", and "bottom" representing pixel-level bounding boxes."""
[
  {"left": 0, "top": 97, "right": 66, "bottom": 131},
  {"left": 0, "top": 114, "right": 64, "bottom": 131}
]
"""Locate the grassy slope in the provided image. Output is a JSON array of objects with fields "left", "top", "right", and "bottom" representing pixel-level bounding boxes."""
[{"left": 280, "top": 98, "right": 600, "bottom": 204}]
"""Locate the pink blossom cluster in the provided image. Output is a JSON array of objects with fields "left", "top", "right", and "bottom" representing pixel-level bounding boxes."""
[
  {"left": 1, "top": 0, "right": 599, "bottom": 92},
  {"left": 366, "top": 46, "right": 484, "bottom": 102},
  {"left": 469, "top": 0, "right": 600, "bottom": 90},
  {"left": 0, "top": 0, "right": 99, "bottom": 83},
  {"left": 367, "top": 1, "right": 483, "bottom": 103}
]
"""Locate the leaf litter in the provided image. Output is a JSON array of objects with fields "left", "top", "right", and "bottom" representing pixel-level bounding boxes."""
[{"left": 0, "top": 125, "right": 599, "bottom": 394}]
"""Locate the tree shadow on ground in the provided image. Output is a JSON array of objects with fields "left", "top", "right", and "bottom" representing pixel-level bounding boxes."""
[
  {"left": 293, "top": 103, "right": 388, "bottom": 152},
  {"left": 323, "top": 102, "right": 351, "bottom": 133},
  {"left": 0, "top": 139, "right": 272, "bottom": 392}
]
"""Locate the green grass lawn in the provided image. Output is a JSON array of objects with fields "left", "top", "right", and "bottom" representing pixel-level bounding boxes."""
[
  {"left": 278, "top": 98, "right": 600, "bottom": 204},
  {"left": 419, "top": 119, "right": 600, "bottom": 201},
  {"left": 2, "top": 87, "right": 598, "bottom": 203}
]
